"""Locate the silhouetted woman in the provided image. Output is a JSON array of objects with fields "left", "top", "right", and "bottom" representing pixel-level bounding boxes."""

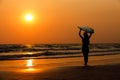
[{"left": 79, "top": 29, "right": 92, "bottom": 66}]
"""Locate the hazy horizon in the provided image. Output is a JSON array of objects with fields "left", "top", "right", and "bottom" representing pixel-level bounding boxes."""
[{"left": 0, "top": 0, "right": 120, "bottom": 44}]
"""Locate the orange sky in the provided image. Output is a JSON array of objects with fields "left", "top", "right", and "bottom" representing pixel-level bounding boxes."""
[{"left": 0, "top": 0, "right": 120, "bottom": 44}]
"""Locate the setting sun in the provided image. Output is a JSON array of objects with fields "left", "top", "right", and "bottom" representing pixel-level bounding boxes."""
[{"left": 25, "top": 14, "right": 33, "bottom": 21}]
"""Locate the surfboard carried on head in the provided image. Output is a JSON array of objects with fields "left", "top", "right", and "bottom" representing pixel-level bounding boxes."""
[{"left": 78, "top": 26, "right": 94, "bottom": 33}]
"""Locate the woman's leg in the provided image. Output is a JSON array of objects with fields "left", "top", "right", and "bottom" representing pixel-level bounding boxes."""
[
  {"left": 82, "top": 46, "right": 89, "bottom": 66},
  {"left": 83, "top": 52, "right": 88, "bottom": 66}
]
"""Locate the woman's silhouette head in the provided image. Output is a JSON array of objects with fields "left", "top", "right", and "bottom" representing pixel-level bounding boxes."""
[{"left": 83, "top": 32, "right": 88, "bottom": 38}]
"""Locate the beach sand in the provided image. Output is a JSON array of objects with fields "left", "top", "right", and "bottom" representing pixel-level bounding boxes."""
[{"left": 0, "top": 54, "right": 120, "bottom": 80}]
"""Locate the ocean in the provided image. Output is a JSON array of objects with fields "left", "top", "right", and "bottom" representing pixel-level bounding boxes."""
[{"left": 0, "top": 43, "right": 120, "bottom": 60}]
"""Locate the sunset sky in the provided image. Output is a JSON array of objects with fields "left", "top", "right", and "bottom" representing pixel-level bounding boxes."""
[{"left": 0, "top": 0, "right": 120, "bottom": 44}]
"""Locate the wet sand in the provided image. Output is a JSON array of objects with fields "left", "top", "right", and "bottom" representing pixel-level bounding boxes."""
[{"left": 0, "top": 54, "right": 120, "bottom": 80}]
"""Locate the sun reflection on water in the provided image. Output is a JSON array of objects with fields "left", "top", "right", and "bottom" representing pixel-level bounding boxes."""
[
  {"left": 24, "top": 67, "right": 37, "bottom": 72},
  {"left": 26, "top": 59, "right": 36, "bottom": 72},
  {"left": 27, "top": 59, "right": 33, "bottom": 67},
  {"left": 26, "top": 44, "right": 32, "bottom": 48},
  {"left": 27, "top": 52, "right": 33, "bottom": 54},
  {"left": 20, "top": 59, "right": 47, "bottom": 73},
  {"left": 19, "top": 59, "right": 37, "bottom": 73}
]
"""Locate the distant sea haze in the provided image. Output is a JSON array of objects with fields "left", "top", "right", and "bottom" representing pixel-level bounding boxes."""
[{"left": 0, "top": 43, "right": 120, "bottom": 60}]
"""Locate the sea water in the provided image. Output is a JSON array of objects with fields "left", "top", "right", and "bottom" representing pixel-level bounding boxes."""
[{"left": 0, "top": 43, "right": 120, "bottom": 60}]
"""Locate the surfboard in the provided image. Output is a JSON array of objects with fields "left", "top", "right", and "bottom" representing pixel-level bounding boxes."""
[{"left": 78, "top": 26, "right": 94, "bottom": 33}]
